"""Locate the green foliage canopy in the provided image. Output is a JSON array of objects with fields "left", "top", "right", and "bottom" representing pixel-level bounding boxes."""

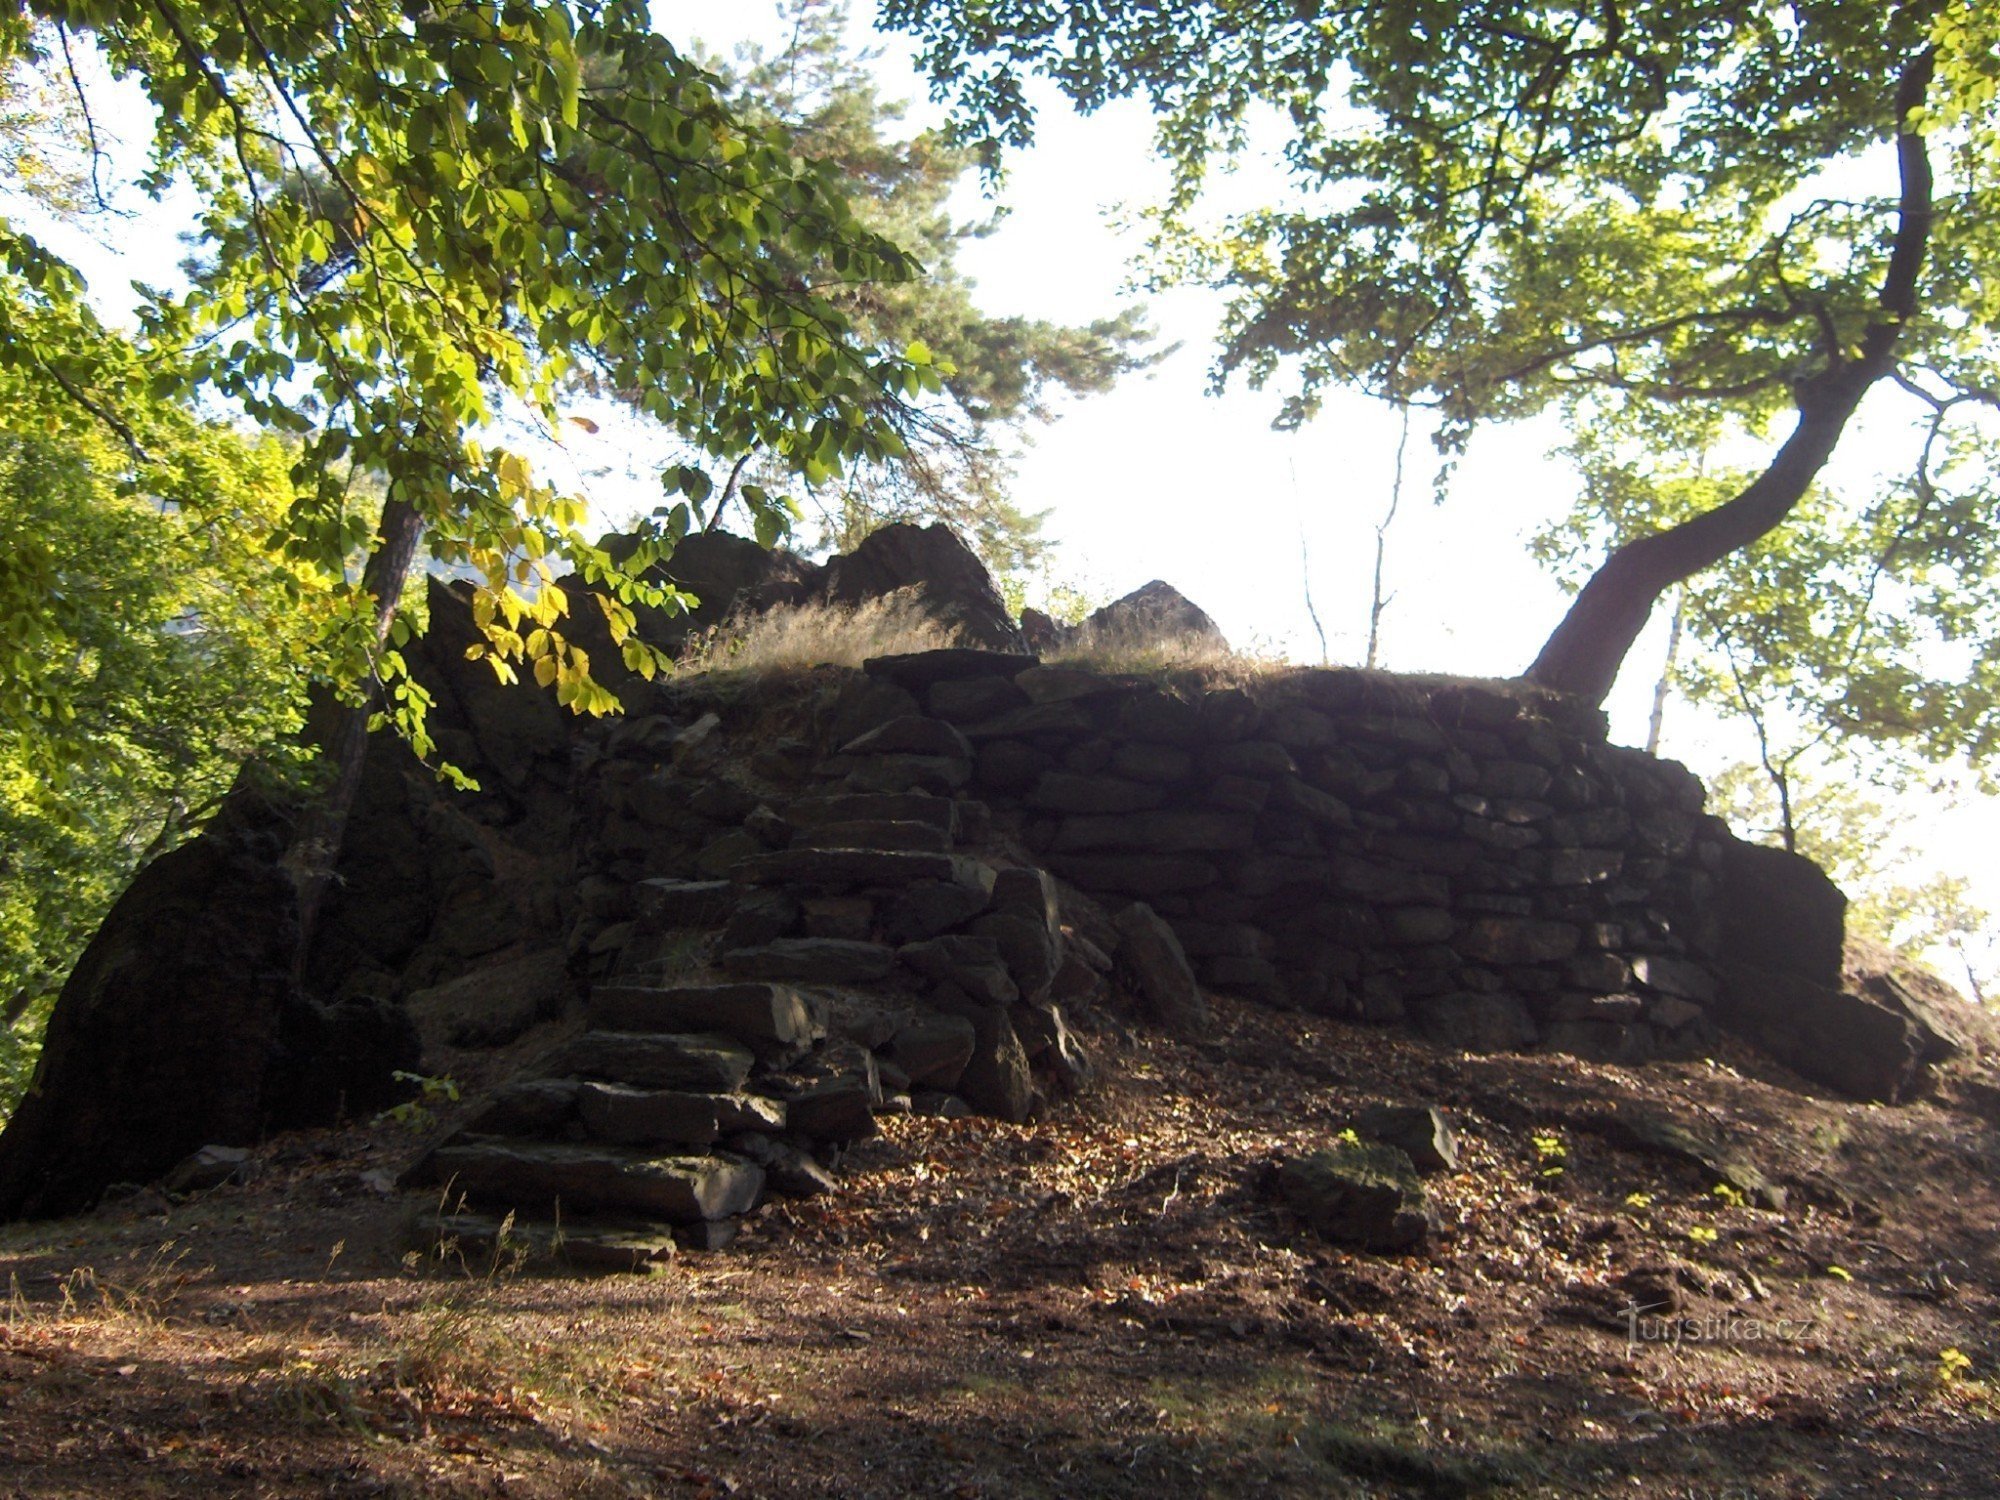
[
  {"left": 2, "top": 0, "right": 938, "bottom": 745},
  {"left": 883, "top": 0, "right": 2000, "bottom": 717},
  {"left": 1539, "top": 416, "right": 2000, "bottom": 769},
  {"left": 0, "top": 412, "right": 324, "bottom": 1114}
]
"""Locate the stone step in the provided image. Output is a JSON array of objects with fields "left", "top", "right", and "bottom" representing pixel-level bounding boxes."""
[
  {"left": 720, "top": 938, "right": 897, "bottom": 984},
  {"left": 634, "top": 879, "right": 736, "bottom": 931},
  {"left": 786, "top": 792, "right": 960, "bottom": 834},
  {"left": 542, "top": 1031, "right": 754, "bottom": 1092},
  {"left": 575, "top": 1082, "right": 786, "bottom": 1146},
  {"left": 733, "top": 847, "right": 994, "bottom": 894},
  {"left": 463, "top": 1078, "right": 581, "bottom": 1136},
  {"left": 588, "top": 982, "right": 819, "bottom": 1050},
  {"left": 791, "top": 819, "right": 952, "bottom": 853},
  {"left": 837, "top": 715, "right": 974, "bottom": 760},
  {"left": 431, "top": 1138, "right": 765, "bottom": 1224},
  {"left": 418, "top": 1212, "right": 681, "bottom": 1274},
  {"left": 461, "top": 1080, "right": 797, "bottom": 1148}
]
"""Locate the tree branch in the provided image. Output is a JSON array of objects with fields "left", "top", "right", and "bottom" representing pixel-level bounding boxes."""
[{"left": 1525, "top": 48, "right": 1937, "bottom": 704}]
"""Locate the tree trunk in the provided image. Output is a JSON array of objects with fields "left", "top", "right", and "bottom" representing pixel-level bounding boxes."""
[
  {"left": 1644, "top": 588, "right": 1683, "bottom": 755},
  {"left": 1, "top": 987, "right": 38, "bottom": 1028},
  {"left": 1366, "top": 402, "right": 1413, "bottom": 670},
  {"left": 1524, "top": 51, "right": 1934, "bottom": 707},
  {"left": 288, "top": 492, "right": 426, "bottom": 962},
  {"left": 1525, "top": 385, "right": 1866, "bottom": 703}
]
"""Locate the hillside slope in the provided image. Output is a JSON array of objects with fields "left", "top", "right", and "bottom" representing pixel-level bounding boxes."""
[{"left": 4, "top": 996, "right": 1999, "bottom": 1497}]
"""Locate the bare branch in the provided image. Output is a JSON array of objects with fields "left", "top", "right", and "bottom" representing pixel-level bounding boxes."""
[{"left": 54, "top": 25, "right": 112, "bottom": 213}]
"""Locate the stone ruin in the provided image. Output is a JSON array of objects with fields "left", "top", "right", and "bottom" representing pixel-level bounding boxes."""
[{"left": 0, "top": 523, "right": 1982, "bottom": 1263}]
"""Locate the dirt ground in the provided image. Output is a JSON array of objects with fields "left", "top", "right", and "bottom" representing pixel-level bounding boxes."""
[{"left": 4, "top": 999, "right": 2000, "bottom": 1499}]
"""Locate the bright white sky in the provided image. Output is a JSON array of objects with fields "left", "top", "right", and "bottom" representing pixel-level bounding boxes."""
[{"left": 661, "top": 0, "right": 1668, "bottom": 723}]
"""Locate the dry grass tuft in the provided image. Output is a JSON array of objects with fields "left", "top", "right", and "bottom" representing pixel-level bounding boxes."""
[
  {"left": 5, "top": 1240, "right": 202, "bottom": 1335},
  {"left": 1046, "top": 628, "right": 1290, "bottom": 688},
  {"left": 679, "top": 594, "right": 964, "bottom": 676}
]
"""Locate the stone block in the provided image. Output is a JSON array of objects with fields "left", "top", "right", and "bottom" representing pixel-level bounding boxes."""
[
  {"left": 1053, "top": 810, "right": 1256, "bottom": 855},
  {"left": 839, "top": 715, "right": 974, "bottom": 761},
  {"left": 1452, "top": 917, "right": 1581, "bottom": 965},
  {"left": 1277, "top": 1141, "right": 1435, "bottom": 1252},
  {"left": 431, "top": 1139, "right": 764, "bottom": 1224},
  {"left": 1411, "top": 992, "right": 1536, "bottom": 1053},
  {"left": 1355, "top": 1104, "right": 1460, "bottom": 1175},
  {"left": 888, "top": 1013, "right": 977, "bottom": 1090},
  {"left": 722, "top": 939, "right": 897, "bottom": 985},
  {"left": 588, "top": 982, "right": 819, "bottom": 1050},
  {"left": 544, "top": 1032, "right": 756, "bottom": 1092},
  {"left": 793, "top": 819, "right": 953, "bottom": 853},
  {"left": 1113, "top": 902, "right": 1209, "bottom": 1034}
]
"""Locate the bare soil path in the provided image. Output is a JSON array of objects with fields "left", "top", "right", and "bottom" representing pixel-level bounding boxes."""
[{"left": 5, "top": 1001, "right": 1999, "bottom": 1498}]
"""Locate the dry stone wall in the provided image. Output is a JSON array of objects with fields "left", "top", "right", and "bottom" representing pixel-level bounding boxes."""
[
  {"left": 395, "top": 644, "right": 1739, "bottom": 1260},
  {"left": 7, "top": 530, "right": 1967, "bottom": 1237},
  {"left": 757, "top": 649, "right": 1726, "bottom": 1067},
  {"left": 548, "top": 646, "right": 1737, "bottom": 1105}
]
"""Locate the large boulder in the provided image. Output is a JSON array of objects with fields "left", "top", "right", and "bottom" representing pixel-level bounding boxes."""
[
  {"left": 1078, "top": 580, "right": 1229, "bottom": 651},
  {"left": 578, "top": 530, "right": 821, "bottom": 667},
  {"left": 407, "top": 948, "right": 573, "bottom": 1053},
  {"left": 1716, "top": 838, "right": 1846, "bottom": 988},
  {"left": 1355, "top": 1103, "right": 1460, "bottom": 1175},
  {"left": 1112, "top": 902, "right": 1210, "bottom": 1034},
  {"left": 1711, "top": 834, "right": 1942, "bottom": 1102},
  {"left": 0, "top": 786, "right": 412, "bottom": 1222},
  {"left": 1845, "top": 939, "right": 1996, "bottom": 1067},
  {"left": 818, "top": 523, "right": 1025, "bottom": 652},
  {"left": 1276, "top": 1140, "right": 1436, "bottom": 1253},
  {"left": 650, "top": 530, "right": 819, "bottom": 642},
  {"left": 1716, "top": 969, "right": 1926, "bottom": 1103},
  {"left": 1023, "top": 581, "right": 1230, "bottom": 657}
]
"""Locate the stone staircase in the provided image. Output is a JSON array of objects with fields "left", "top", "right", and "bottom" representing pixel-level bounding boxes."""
[
  {"left": 401, "top": 639, "right": 1790, "bottom": 1271},
  {"left": 411, "top": 981, "right": 814, "bottom": 1268},
  {"left": 406, "top": 702, "right": 1103, "bottom": 1269}
]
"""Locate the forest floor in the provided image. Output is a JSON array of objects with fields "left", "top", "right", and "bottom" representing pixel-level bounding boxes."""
[{"left": 4, "top": 1000, "right": 2000, "bottom": 1499}]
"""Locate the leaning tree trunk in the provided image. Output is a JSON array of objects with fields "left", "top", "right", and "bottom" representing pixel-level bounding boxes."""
[
  {"left": 288, "top": 491, "right": 427, "bottom": 962},
  {"left": 1525, "top": 53, "right": 1935, "bottom": 707},
  {"left": 1524, "top": 381, "right": 1873, "bottom": 703}
]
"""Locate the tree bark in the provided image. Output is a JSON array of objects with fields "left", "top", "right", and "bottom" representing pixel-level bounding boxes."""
[
  {"left": 287, "top": 492, "right": 426, "bottom": 963},
  {"left": 1525, "top": 52, "right": 1935, "bottom": 706},
  {"left": 1366, "top": 401, "right": 1412, "bottom": 670},
  {"left": 1644, "top": 588, "right": 1683, "bottom": 755},
  {"left": 1525, "top": 382, "right": 1869, "bottom": 702}
]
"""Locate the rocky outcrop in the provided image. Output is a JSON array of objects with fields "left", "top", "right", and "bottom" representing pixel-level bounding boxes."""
[
  {"left": 819, "top": 523, "right": 1025, "bottom": 652},
  {"left": 646, "top": 530, "right": 821, "bottom": 642},
  {"left": 562, "top": 522, "right": 1028, "bottom": 694},
  {"left": 1708, "top": 842, "right": 1974, "bottom": 1103},
  {"left": 9, "top": 519, "right": 1981, "bottom": 1236},
  {"left": 1082, "top": 581, "right": 1229, "bottom": 649},
  {"left": 1023, "top": 580, "right": 1227, "bottom": 656},
  {"left": 1845, "top": 940, "right": 1996, "bottom": 1068},
  {"left": 0, "top": 786, "right": 416, "bottom": 1221}
]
